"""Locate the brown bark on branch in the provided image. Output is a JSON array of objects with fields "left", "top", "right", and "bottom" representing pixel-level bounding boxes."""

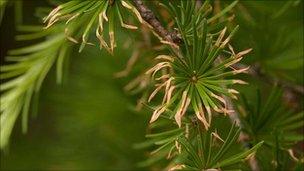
[{"left": 132, "top": 0, "right": 181, "bottom": 45}]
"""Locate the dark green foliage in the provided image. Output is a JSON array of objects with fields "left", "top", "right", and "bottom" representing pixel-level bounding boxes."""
[
  {"left": 177, "top": 123, "right": 263, "bottom": 170},
  {"left": 237, "top": 87, "right": 304, "bottom": 170}
]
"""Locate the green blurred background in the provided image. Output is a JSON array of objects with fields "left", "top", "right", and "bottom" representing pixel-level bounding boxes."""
[
  {"left": 0, "top": 1, "right": 149, "bottom": 170},
  {"left": 0, "top": 47, "right": 149, "bottom": 170}
]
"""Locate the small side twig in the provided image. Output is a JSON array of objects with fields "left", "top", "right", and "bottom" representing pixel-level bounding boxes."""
[
  {"left": 249, "top": 64, "right": 304, "bottom": 95},
  {"left": 233, "top": 63, "right": 304, "bottom": 108},
  {"left": 224, "top": 95, "right": 260, "bottom": 171}
]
